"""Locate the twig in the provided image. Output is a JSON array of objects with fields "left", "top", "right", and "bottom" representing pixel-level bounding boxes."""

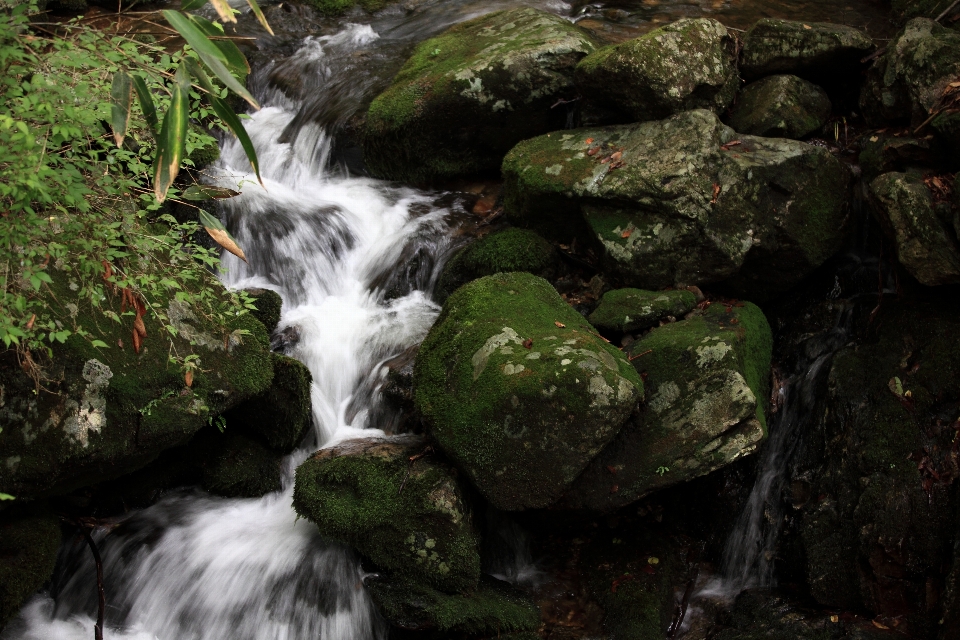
[
  {"left": 861, "top": 46, "right": 886, "bottom": 64},
  {"left": 936, "top": 0, "right": 960, "bottom": 22},
  {"left": 68, "top": 518, "right": 106, "bottom": 640},
  {"left": 398, "top": 446, "right": 433, "bottom": 495},
  {"left": 628, "top": 349, "right": 652, "bottom": 361}
]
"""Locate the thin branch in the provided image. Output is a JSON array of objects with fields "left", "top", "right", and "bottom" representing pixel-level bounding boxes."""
[{"left": 936, "top": 0, "right": 960, "bottom": 22}]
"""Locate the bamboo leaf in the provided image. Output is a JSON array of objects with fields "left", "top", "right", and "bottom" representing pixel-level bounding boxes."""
[
  {"left": 198, "top": 210, "right": 247, "bottom": 262},
  {"left": 182, "top": 184, "right": 241, "bottom": 201},
  {"left": 185, "top": 57, "right": 217, "bottom": 94},
  {"left": 245, "top": 0, "right": 274, "bottom": 35},
  {"left": 152, "top": 64, "right": 191, "bottom": 203},
  {"left": 110, "top": 71, "right": 133, "bottom": 147},
  {"left": 211, "top": 95, "right": 263, "bottom": 186},
  {"left": 191, "top": 14, "right": 250, "bottom": 76},
  {"left": 131, "top": 74, "right": 159, "bottom": 133},
  {"left": 208, "top": 0, "right": 237, "bottom": 24}
]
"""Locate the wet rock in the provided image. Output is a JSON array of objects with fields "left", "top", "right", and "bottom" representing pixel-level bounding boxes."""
[
  {"left": 244, "top": 288, "right": 283, "bottom": 334},
  {"left": 869, "top": 172, "right": 960, "bottom": 286},
  {"left": 562, "top": 301, "right": 771, "bottom": 511},
  {"left": 435, "top": 228, "right": 558, "bottom": 303},
  {"left": 365, "top": 574, "right": 539, "bottom": 634},
  {"left": 362, "top": 8, "right": 595, "bottom": 184},
  {"left": 293, "top": 434, "right": 480, "bottom": 593},
  {"left": 857, "top": 133, "right": 937, "bottom": 182},
  {"left": 224, "top": 353, "right": 313, "bottom": 454},
  {"left": 740, "top": 19, "right": 874, "bottom": 82},
  {"left": 587, "top": 288, "right": 697, "bottom": 336},
  {"left": 0, "top": 506, "right": 61, "bottom": 630},
  {"left": 0, "top": 271, "right": 274, "bottom": 500},
  {"left": 379, "top": 344, "right": 419, "bottom": 417},
  {"left": 574, "top": 18, "right": 738, "bottom": 122},
  {"left": 727, "top": 75, "right": 832, "bottom": 139},
  {"left": 414, "top": 272, "right": 642, "bottom": 511},
  {"left": 198, "top": 431, "right": 283, "bottom": 498},
  {"left": 502, "top": 109, "right": 852, "bottom": 298},
  {"left": 860, "top": 18, "right": 960, "bottom": 126},
  {"left": 797, "top": 300, "right": 960, "bottom": 636}
]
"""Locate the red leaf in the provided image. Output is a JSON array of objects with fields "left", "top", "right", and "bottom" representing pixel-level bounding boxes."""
[{"left": 522, "top": 339, "right": 533, "bottom": 349}]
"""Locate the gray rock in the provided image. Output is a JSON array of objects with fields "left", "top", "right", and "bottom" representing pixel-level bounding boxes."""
[
  {"left": 740, "top": 19, "right": 874, "bottom": 81},
  {"left": 728, "top": 75, "right": 832, "bottom": 139},
  {"left": 575, "top": 18, "right": 738, "bottom": 122},
  {"left": 588, "top": 288, "right": 697, "bottom": 335},
  {"left": 858, "top": 132, "right": 937, "bottom": 182}
]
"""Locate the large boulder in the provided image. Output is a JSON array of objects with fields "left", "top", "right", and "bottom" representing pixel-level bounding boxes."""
[
  {"left": 362, "top": 8, "right": 595, "bottom": 183},
  {"left": 0, "top": 506, "right": 61, "bottom": 631},
  {"left": 739, "top": 19, "right": 874, "bottom": 82},
  {"left": 869, "top": 172, "right": 960, "bottom": 286},
  {"left": 413, "top": 272, "right": 643, "bottom": 511},
  {"left": 293, "top": 435, "right": 480, "bottom": 593},
  {"left": 860, "top": 18, "right": 960, "bottom": 126},
  {"left": 574, "top": 18, "right": 738, "bottom": 122},
  {"left": 502, "top": 109, "right": 852, "bottom": 299},
  {"left": 588, "top": 288, "right": 697, "bottom": 336},
  {"left": 727, "top": 74, "right": 832, "bottom": 139},
  {"left": 858, "top": 132, "right": 937, "bottom": 182},
  {"left": 561, "top": 301, "right": 772, "bottom": 511}
]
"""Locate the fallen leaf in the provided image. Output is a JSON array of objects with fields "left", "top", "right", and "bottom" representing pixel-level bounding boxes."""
[
  {"left": 869, "top": 135, "right": 879, "bottom": 142},
  {"left": 647, "top": 556, "right": 659, "bottom": 564},
  {"left": 710, "top": 182, "right": 721, "bottom": 204},
  {"left": 185, "top": 369, "right": 193, "bottom": 388},
  {"left": 830, "top": 615, "right": 839, "bottom": 623},
  {"left": 25, "top": 314, "right": 35, "bottom": 331},
  {"left": 522, "top": 338, "right": 533, "bottom": 349},
  {"left": 587, "top": 147, "right": 599, "bottom": 156},
  {"left": 554, "top": 321, "right": 566, "bottom": 328},
  {"left": 585, "top": 137, "right": 594, "bottom": 144},
  {"left": 721, "top": 140, "right": 742, "bottom": 151},
  {"left": 803, "top": 23, "right": 812, "bottom": 29},
  {"left": 132, "top": 328, "right": 142, "bottom": 354},
  {"left": 872, "top": 621, "right": 890, "bottom": 630},
  {"left": 621, "top": 228, "right": 633, "bottom": 238},
  {"left": 133, "top": 315, "right": 146, "bottom": 338},
  {"left": 609, "top": 151, "right": 622, "bottom": 163}
]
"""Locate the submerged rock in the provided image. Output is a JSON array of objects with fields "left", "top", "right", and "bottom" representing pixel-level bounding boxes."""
[
  {"left": 362, "top": 8, "right": 595, "bottom": 183},
  {"left": 869, "top": 172, "right": 960, "bottom": 286},
  {"left": 414, "top": 272, "right": 642, "bottom": 511},
  {"left": 588, "top": 288, "right": 697, "bottom": 335},
  {"left": 293, "top": 435, "right": 480, "bottom": 593},
  {"left": 502, "top": 109, "right": 851, "bottom": 298},
  {"left": 740, "top": 19, "right": 874, "bottom": 81},
  {"left": 562, "top": 301, "right": 771, "bottom": 511},
  {"left": 727, "top": 75, "right": 832, "bottom": 139},
  {"left": 574, "top": 18, "right": 738, "bottom": 122},
  {"left": 0, "top": 506, "right": 61, "bottom": 630}
]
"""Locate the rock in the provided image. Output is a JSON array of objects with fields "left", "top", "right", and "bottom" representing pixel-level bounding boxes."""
[
  {"left": 0, "top": 506, "right": 61, "bottom": 631},
  {"left": 502, "top": 109, "right": 852, "bottom": 298},
  {"left": 362, "top": 8, "right": 595, "bottom": 183},
  {"left": 796, "top": 300, "right": 960, "bottom": 636},
  {"left": 869, "top": 172, "right": 960, "bottom": 286},
  {"left": 293, "top": 435, "right": 480, "bottom": 593},
  {"left": 890, "top": 0, "right": 957, "bottom": 24},
  {"left": 932, "top": 110, "right": 960, "bottom": 161},
  {"left": 588, "top": 288, "right": 697, "bottom": 335},
  {"left": 414, "top": 272, "right": 642, "bottom": 511},
  {"left": 727, "top": 75, "right": 832, "bottom": 139},
  {"left": 574, "top": 18, "right": 738, "bottom": 122},
  {"left": 739, "top": 19, "right": 874, "bottom": 82},
  {"left": 435, "top": 228, "right": 558, "bottom": 303},
  {"left": 857, "top": 133, "right": 936, "bottom": 182},
  {"left": 562, "top": 301, "right": 771, "bottom": 511},
  {"left": 224, "top": 353, "right": 313, "bottom": 454},
  {"left": 198, "top": 431, "right": 283, "bottom": 498},
  {"left": 365, "top": 574, "right": 539, "bottom": 634},
  {"left": 860, "top": 19, "right": 960, "bottom": 126},
  {"left": 0, "top": 271, "right": 274, "bottom": 500},
  {"left": 244, "top": 288, "right": 283, "bottom": 334}
]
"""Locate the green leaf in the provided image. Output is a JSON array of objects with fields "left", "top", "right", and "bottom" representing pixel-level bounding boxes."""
[
  {"left": 0, "top": 493, "right": 14, "bottom": 501},
  {"left": 245, "top": 0, "right": 274, "bottom": 35},
  {"left": 191, "top": 15, "right": 250, "bottom": 77},
  {"left": 184, "top": 57, "right": 217, "bottom": 95},
  {"left": 90, "top": 340, "right": 109, "bottom": 348},
  {"left": 182, "top": 184, "right": 241, "bottom": 201},
  {"left": 211, "top": 95, "right": 263, "bottom": 186},
  {"left": 180, "top": 0, "right": 207, "bottom": 10},
  {"left": 110, "top": 71, "right": 133, "bottom": 147},
  {"left": 131, "top": 74, "right": 159, "bottom": 133},
  {"left": 153, "top": 63, "right": 191, "bottom": 203}
]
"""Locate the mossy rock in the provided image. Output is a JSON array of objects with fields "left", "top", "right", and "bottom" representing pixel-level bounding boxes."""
[
  {"left": 414, "top": 272, "right": 642, "bottom": 511},
  {"left": 502, "top": 110, "right": 852, "bottom": 299},
  {"left": 574, "top": 18, "right": 738, "bottom": 122},
  {"left": 301, "top": 0, "right": 392, "bottom": 15},
  {"left": 187, "top": 127, "right": 221, "bottom": 170},
  {"left": 588, "top": 288, "right": 697, "bottom": 335},
  {"left": 293, "top": 434, "right": 480, "bottom": 593},
  {"left": 224, "top": 353, "right": 312, "bottom": 453},
  {"left": 890, "top": 0, "right": 958, "bottom": 24},
  {"left": 857, "top": 132, "right": 936, "bottom": 182},
  {"left": 0, "top": 268, "right": 274, "bottom": 500},
  {"left": 362, "top": 8, "right": 595, "bottom": 184},
  {"left": 197, "top": 431, "right": 283, "bottom": 498},
  {"left": 0, "top": 506, "right": 61, "bottom": 631},
  {"left": 365, "top": 574, "right": 540, "bottom": 634},
  {"left": 860, "top": 18, "right": 960, "bottom": 126},
  {"left": 931, "top": 110, "right": 960, "bottom": 160},
  {"left": 869, "top": 172, "right": 960, "bottom": 286},
  {"left": 728, "top": 75, "right": 832, "bottom": 140},
  {"left": 562, "top": 301, "right": 771, "bottom": 511},
  {"left": 739, "top": 19, "right": 874, "bottom": 82},
  {"left": 436, "top": 228, "right": 558, "bottom": 302},
  {"left": 244, "top": 288, "right": 283, "bottom": 334}
]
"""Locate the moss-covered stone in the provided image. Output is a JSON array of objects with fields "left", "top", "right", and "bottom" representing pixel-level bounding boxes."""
[
  {"left": 728, "top": 75, "right": 832, "bottom": 139},
  {"left": 224, "top": 353, "right": 312, "bottom": 453},
  {"left": 414, "top": 272, "right": 642, "bottom": 511},
  {"left": 300, "top": 0, "right": 393, "bottom": 15},
  {"left": 562, "top": 301, "right": 771, "bottom": 511},
  {"left": 502, "top": 110, "right": 851, "bottom": 299},
  {"left": 196, "top": 431, "right": 283, "bottom": 498},
  {"left": 869, "top": 172, "right": 960, "bottom": 285},
  {"left": 574, "top": 18, "right": 737, "bottom": 122},
  {"left": 0, "top": 267, "right": 274, "bottom": 500},
  {"left": 244, "top": 288, "right": 282, "bottom": 334},
  {"left": 293, "top": 434, "right": 480, "bottom": 593},
  {"left": 435, "top": 228, "right": 558, "bottom": 302},
  {"left": 0, "top": 506, "right": 61, "bottom": 631},
  {"left": 362, "top": 8, "right": 595, "bottom": 184},
  {"left": 365, "top": 574, "right": 539, "bottom": 634},
  {"left": 740, "top": 19, "right": 874, "bottom": 82},
  {"left": 588, "top": 288, "right": 696, "bottom": 335},
  {"left": 860, "top": 18, "right": 960, "bottom": 126},
  {"left": 857, "top": 133, "right": 936, "bottom": 182}
]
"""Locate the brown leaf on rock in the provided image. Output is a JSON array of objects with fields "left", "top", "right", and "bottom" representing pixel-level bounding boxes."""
[
  {"left": 132, "top": 329, "right": 142, "bottom": 354},
  {"left": 621, "top": 228, "right": 633, "bottom": 238},
  {"left": 185, "top": 369, "right": 193, "bottom": 388},
  {"left": 710, "top": 183, "right": 721, "bottom": 204},
  {"left": 522, "top": 338, "right": 533, "bottom": 349},
  {"left": 554, "top": 321, "right": 566, "bottom": 328}
]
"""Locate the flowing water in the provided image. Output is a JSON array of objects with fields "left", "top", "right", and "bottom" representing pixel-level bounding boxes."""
[{"left": 4, "top": 1, "right": 898, "bottom": 639}]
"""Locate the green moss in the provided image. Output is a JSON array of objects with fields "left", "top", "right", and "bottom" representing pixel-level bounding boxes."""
[
  {"left": 891, "top": 0, "right": 954, "bottom": 22},
  {"left": 244, "top": 288, "right": 282, "bottom": 334},
  {"left": 0, "top": 506, "right": 61, "bottom": 630},
  {"left": 728, "top": 75, "right": 831, "bottom": 139},
  {"left": 436, "top": 228, "right": 557, "bottom": 301},
  {"left": 302, "top": 0, "right": 355, "bottom": 15},
  {"left": 588, "top": 288, "right": 696, "bottom": 334},
  {"left": 199, "top": 432, "right": 283, "bottom": 498}
]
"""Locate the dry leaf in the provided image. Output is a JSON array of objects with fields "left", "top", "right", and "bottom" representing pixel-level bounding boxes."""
[
  {"left": 522, "top": 338, "right": 533, "bottom": 349},
  {"left": 133, "top": 315, "right": 146, "bottom": 338},
  {"left": 803, "top": 23, "right": 812, "bottom": 29},
  {"left": 554, "top": 321, "right": 566, "bottom": 328},
  {"left": 621, "top": 228, "right": 633, "bottom": 238},
  {"left": 721, "top": 140, "right": 742, "bottom": 151},
  {"left": 587, "top": 147, "right": 599, "bottom": 156},
  {"left": 25, "top": 314, "right": 35, "bottom": 331},
  {"left": 830, "top": 615, "right": 839, "bottom": 623},
  {"left": 185, "top": 369, "right": 194, "bottom": 388},
  {"left": 872, "top": 621, "right": 890, "bottom": 630},
  {"left": 205, "top": 227, "right": 248, "bottom": 262},
  {"left": 102, "top": 260, "right": 113, "bottom": 281},
  {"left": 584, "top": 137, "right": 594, "bottom": 144},
  {"left": 132, "top": 328, "right": 142, "bottom": 354},
  {"left": 609, "top": 151, "right": 622, "bottom": 163},
  {"left": 711, "top": 183, "right": 721, "bottom": 204}
]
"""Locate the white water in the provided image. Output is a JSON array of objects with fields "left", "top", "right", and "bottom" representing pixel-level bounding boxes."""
[{"left": 4, "top": 23, "right": 459, "bottom": 640}]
